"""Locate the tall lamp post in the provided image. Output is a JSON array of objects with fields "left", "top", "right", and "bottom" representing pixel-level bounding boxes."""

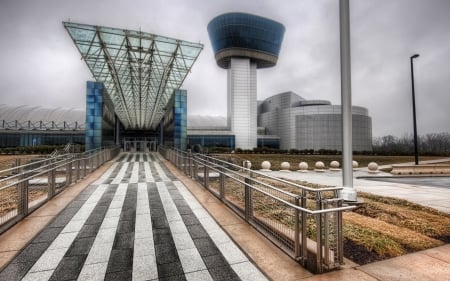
[{"left": 410, "top": 54, "right": 420, "bottom": 165}]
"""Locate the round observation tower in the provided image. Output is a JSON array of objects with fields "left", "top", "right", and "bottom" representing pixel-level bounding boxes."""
[{"left": 207, "top": 13, "right": 285, "bottom": 149}]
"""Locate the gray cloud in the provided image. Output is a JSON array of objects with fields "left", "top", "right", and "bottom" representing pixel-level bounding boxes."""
[{"left": 0, "top": 0, "right": 449, "bottom": 137}]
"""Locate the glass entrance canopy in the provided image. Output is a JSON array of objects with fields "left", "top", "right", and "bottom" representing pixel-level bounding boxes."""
[{"left": 64, "top": 22, "right": 203, "bottom": 130}]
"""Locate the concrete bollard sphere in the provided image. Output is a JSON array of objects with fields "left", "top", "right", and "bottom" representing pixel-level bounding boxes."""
[
  {"left": 330, "top": 161, "right": 340, "bottom": 169},
  {"left": 243, "top": 160, "right": 252, "bottom": 169},
  {"left": 298, "top": 162, "right": 308, "bottom": 171},
  {"left": 261, "top": 161, "right": 271, "bottom": 170},
  {"left": 353, "top": 160, "right": 359, "bottom": 168},
  {"left": 280, "top": 162, "right": 291, "bottom": 170},
  {"left": 315, "top": 161, "right": 325, "bottom": 170},
  {"left": 368, "top": 162, "right": 378, "bottom": 171}
]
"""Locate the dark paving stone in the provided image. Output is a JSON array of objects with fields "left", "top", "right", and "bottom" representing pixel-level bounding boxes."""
[
  {"left": 49, "top": 255, "right": 85, "bottom": 281},
  {"left": 172, "top": 198, "right": 188, "bottom": 205},
  {"left": 203, "top": 254, "right": 228, "bottom": 269},
  {"left": 104, "top": 270, "right": 132, "bottom": 281},
  {"left": 10, "top": 242, "right": 50, "bottom": 264},
  {"left": 77, "top": 224, "right": 101, "bottom": 238},
  {"left": 119, "top": 209, "right": 135, "bottom": 221},
  {"left": 117, "top": 220, "right": 134, "bottom": 233},
  {"left": 159, "top": 275, "right": 187, "bottom": 281},
  {"left": 66, "top": 200, "right": 86, "bottom": 209},
  {"left": 73, "top": 194, "right": 93, "bottom": 201},
  {"left": 152, "top": 217, "right": 169, "bottom": 229},
  {"left": 150, "top": 207, "right": 165, "bottom": 217},
  {"left": 33, "top": 227, "right": 63, "bottom": 243},
  {"left": 48, "top": 214, "right": 75, "bottom": 228},
  {"left": 186, "top": 224, "right": 208, "bottom": 239},
  {"left": 158, "top": 261, "right": 185, "bottom": 278},
  {"left": 176, "top": 206, "right": 193, "bottom": 215},
  {"left": 0, "top": 262, "right": 32, "bottom": 281},
  {"left": 106, "top": 249, "right": 133, "bottom": 273},
  {"left": 208, "top": 265, "right": 241, "bottom": 281},
  {"left": 193, "top": 238, "right": 221, "bottom": 257},
  {"left": 155, "top": 244, "right": 179, "bottom": 265},
  {"left": 181, "top": 214, "right": 199, "bottom": 226},
  {"left": 97, "top": 197, "right": 114, "bottom": 206},
  {"left": 113, "top": 232, "right": 134, "bottom": 249},
  {"left": 85, "top": 213, "right": 107, "bottom": 224},
  {"left": 153, "top": 228, "right": 174, "bottom": 246},
  {"left": 66, "top": 237, "right": 95, "bottom": 256}
]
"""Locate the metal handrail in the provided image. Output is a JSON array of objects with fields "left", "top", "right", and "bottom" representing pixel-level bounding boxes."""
[
  {"left": 159, "top": 147, "right": 355, "bottom": 273},
  {"left": 0, "top": 145, "right": 120, "bottom": 235},
  {"left": 195, "top": 152, "right": 344, "bottom": 193}
]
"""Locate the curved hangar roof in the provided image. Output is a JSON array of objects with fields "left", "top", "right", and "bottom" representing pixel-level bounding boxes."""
[
  {"left": 0, "top": 104, "right": 84, "bottom": 123},
  {"left": 64, "top": 22, "right": 203, "bottom": 130},
  {"left": 207, "top": 12, "right": 285, "bottom": 69}
]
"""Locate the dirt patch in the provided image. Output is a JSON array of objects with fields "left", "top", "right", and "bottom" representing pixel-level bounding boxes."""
[{"left": 343, "top": 238, "right": 384, "bottom": 265}]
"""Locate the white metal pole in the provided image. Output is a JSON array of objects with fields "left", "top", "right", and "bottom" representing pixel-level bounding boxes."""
[{"left": 339, "top": 0, "right": 356, "bottom": 201}]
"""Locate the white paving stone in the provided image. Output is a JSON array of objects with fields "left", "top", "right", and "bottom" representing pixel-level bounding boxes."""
[
  {"left": 77, "top": 262, "right": 108, "bottom": 281},
  {"left": 144, "top": 162, "right": 155, "bottom": 182},
  {"left": 231, "top": 261, "right": 269, "bottom": 281},
  {"left": 47, "top": 232, "right": 78, "bottom": 250},
  {"left": 133, "top": 182, "right": 157, "bottom": 280},
  {"left": 21, "top": 270, "right": 54, "bottom": 281},
  {"left": 178, "top": 248, "right": 207, "bottom": 273},
  {"left": 132, "top": 255, "right": 158, "bottom": 281},
  {"left": 154, "top": 162, "right": 170, "bottom": 181},
  {"left": 28, "top": 248, "right": 67, "bottom": 272},
  {"left": 217, "top": 241, "right": 249, "bottom": 264},
  {"left": 185, "top": 270, "right": 214, "bottom": 281}
]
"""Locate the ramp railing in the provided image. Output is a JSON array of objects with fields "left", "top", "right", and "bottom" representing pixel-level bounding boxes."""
[
  {"left": 159, "top": 147, "right": 355, "bottom": 273},
  {"left": 0, "top": 145, "right": 120, "bottom": 235}
]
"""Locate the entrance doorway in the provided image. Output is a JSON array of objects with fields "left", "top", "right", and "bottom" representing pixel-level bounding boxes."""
[{"left": 123, "top": 137, "right": 158, "bottom": 152}]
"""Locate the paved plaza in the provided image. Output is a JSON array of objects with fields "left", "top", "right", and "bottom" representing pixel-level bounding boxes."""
[
  {"left": 0, "top": 153, "right": 266, "bottom": 281},
  {"left": 0, "top": 153, "right": 449, "bottom": 280},
  {"left": 263, "top": 167, "right": 450, "bottom": 214}
]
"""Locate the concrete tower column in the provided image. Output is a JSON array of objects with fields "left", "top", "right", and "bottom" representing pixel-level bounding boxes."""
[
  {"left": 208, "top": 13, "right": 285, "bottom": 150},
  {"left": 228, "top": 58, "right": 257, "bottom": 150}
]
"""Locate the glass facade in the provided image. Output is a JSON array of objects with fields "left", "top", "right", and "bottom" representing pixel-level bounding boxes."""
[
  {"left": 188, "top": 135, "right": 235, "bottom": 149},
  {"left": 64, "top": 22, "right": 203, "bottom": 130},
  {"left": 85, "top": 81, "right": 115, "bottom": 151},
  {"left": 0, "top": 132, "right": 84, "bottom": 148},
  {"left": 163, "top": 89, "right": 187, "bottom": 150},
  {"left": 207, "top": 13, "right": 285, "bottom": 59},
  {"left": 257, "top": 137, "right": 280, "bottom": 149}
]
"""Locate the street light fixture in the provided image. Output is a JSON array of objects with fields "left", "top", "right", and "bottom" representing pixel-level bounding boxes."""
[{"left": 410, "top": 54, "right": 420, "bottom": 165}]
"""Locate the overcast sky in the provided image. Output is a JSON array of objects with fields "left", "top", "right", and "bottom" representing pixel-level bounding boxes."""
[{"left": 1, "top": 0, "right": 449, "bottom": 137}]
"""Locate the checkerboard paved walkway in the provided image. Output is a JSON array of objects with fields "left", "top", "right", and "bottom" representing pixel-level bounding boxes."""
[{"left": 0, "top": 153, "right": 267, "bottom": 281}]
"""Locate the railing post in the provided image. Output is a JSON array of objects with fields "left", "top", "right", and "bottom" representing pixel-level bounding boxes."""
[
  {"left": 294, "top": 196, "right": 300, "bottom": 259},
  {"left": 83, "top": 157, "right": 87, "bottom": 178},
  {"left": 324, "top": 200, "right": 330, "bottom": 269},
  {"left": 204, "top": 165, "right": 209, "bottom": 188},
  {"left": 75, "top": 157, "right": 80, "bottom": 181},
  {"left": 244, "top": 176, "right": 253, "bottom": 221},
  {"left": 188, "top": 152, "right": 192, "bottom": 178},
  {"left": 17, "top": 179, "right": 29, "bottom": 217},
  {"left": 48, "top": 167, "right": 56, "bottom": 198},
  {"left": 337, "top": 199, "right": 344, "bottom": 264},
  {"left": 194, "top": 159, "right": 198, "bottom": 181},
  {"left": 66, "top": 161, "right": 72, "bottom": 187},
  {"left": 316, "top": 199, "right": 323, "bottom": 274},
  {"left": 15, "top": 158, "right": 21, "bottom": 175},
  {"left": 301, "top": 194, "right": 308, "bottom": 266},
  {"left": 219, "top": 167, "right": 225, "bottom": 200}
]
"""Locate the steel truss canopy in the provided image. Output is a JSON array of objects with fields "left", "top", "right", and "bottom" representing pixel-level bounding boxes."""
[{"left": 64, "top": 22, "right": 203, "bottom": 130}]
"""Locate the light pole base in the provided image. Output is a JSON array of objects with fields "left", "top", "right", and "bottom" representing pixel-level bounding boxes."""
[{"left": 340, "top": 187, "right": 357, "bottom": 202}]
